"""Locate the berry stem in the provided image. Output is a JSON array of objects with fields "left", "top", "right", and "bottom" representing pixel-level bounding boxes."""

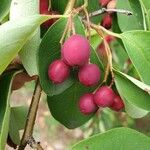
[{"left": 64, "top": 0, "right": 76, "bottom": 15}]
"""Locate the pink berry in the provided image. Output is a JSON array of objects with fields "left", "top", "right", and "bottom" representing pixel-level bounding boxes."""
[
  {"left": 94, "top": 86, "right": 115, "bottom": 107},
  {"left": 79, "top": 93, "right": 98, "bottom": 115},
  {"left": 78, "top": 64, "right": 101, "bottom": 87},
  {"left": 110, "top": 95, "right": 124, "bottom": 111},
  {"left": 99, "top": 0, "right": 111, "bottom": 6},
  {"left": 48, "top": 59, "right": 70, "bottom": 84},
  {"left": 62, "top": 34, "right": 90, "bottom": 66},
  {"left": 101, "top": 14, "right": 112, "bottom": 29}
]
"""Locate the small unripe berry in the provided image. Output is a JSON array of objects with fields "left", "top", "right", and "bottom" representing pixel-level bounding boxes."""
[
  {"left": 110, "top": 95, "right": 124, "bottom": 111},
  {"left": 62, "top": 34, "right": 90, "bottom": 66},
  {"left": 99, "top": 0, "right": 111, "bottom": 7},
  {"left": 94, "top": 86, "right": 115, "bottom": 107},
  {"left": 79, "top": 93, "right": 98, "bottom": 115},
  {"left": 107, "top": 0, "right": 116, "bottom": 10},
  {"left": 48, "top": 59, "right": 70, "bottom": 84},
  {"left": 101, "top": 14, "right": 112, "bottom": 29},
  {"left": 78, "top": 64, "right": 101, "bottom": 87}
]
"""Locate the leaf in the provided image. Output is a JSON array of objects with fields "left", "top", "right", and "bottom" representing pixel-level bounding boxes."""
[
  {"left": 139, "top": 0, "right": 150, "bottom": 29},
  {"left": 0, "top": 71, "right": 19, "bottom": 149},
  {"left": 0, "top": 0, "right": 12, "bottom": 22},
  {"left": 10, "top": 0, "right": 40, "bottom": 76},
  {"left": 71, "top": 127, "right": 150, "bottom": 150},
  {"left": 0, "top": 15, "right": 50, "bottom": 75},
  {"left": 117, "top": 71, "right": 150, "bottom": 93},
  {"left": 9, "top": 106, "right": 28, "bottom": 145},
  {"left": 114, "top": 70, "right": 150, "bottom": 111},
  {"left": 120, "top": 30, "right": 150, "bottom": 85},
  {"left": 116, "top": 0, "right": 144, "bottom": 31},
  {"left": 125, "top": 100, "right": 149, "bottom": 118}
]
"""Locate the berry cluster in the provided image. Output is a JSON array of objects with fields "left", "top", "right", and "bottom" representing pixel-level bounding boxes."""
[
  {"left": 48, "top": 34, "right": 101, "bottom": 87},
  {"left": 100, "top": 0, "right": 116, "bottom": 29},
  {"left": 79, "top": 86, "right": 124, "bottom": 115}
]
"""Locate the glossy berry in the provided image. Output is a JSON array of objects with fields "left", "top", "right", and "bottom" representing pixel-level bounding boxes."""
[
  {"left": 99, "top": 0, "right": 111, "bottom": 6},
  {"left": 79, "top": 93, "right": 98, "bottom": 115},
  {"left": 62, "top": 34, "right": 90, "bottom": 66},
  {"left": 110, "top": 95, "right": 124, "bottom": 111},
  {"left": 48, "top": 59, "right": 70, "bottom": 84},
  {"left": 78, "top": 64, "right": 101, "bottom": 87},
  {"left": 94, "top": 86, "right": 115, "bottom": 107},
  {"left": 101, "top": 14, "right": 112, "bottom": 29},
  {"left": 40, "top": 0, "right": 49, "bottom": 14}
]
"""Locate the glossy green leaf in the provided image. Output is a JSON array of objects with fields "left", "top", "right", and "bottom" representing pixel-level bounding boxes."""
[
  {"left": 120, "top": 31, "right": 150, "bottom": 85},
  {"left": 0, "top": 15, "right": 50, "bottom": 75},
  {"left": 9, "top": 106, "right": 28, "bottom": 145},
  {"left": 71, "top": 127, "right": 150, "bottom": 150},
  {"left": 10, "top": 0, "right": 40, "bottom": 76},
  {"left": 116, "top": 0, "right": 144, "bottom": 31},
  {"left": 114, "top": 70, "right": 150, "bottom": 111},
  {"left": 139, "top": 0, "right": 150, "bottom": 30},
  {"left": 125, "top": 100, "right": 149, "bottom": 118},
  {"left": 0, "top": 0, "right": 12, "bottom": 22},
  {"left": 0, "top": 71, "right": 18, "bottom": 149}
]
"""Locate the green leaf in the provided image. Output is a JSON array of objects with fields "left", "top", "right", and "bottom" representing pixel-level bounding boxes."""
[
  {"left": 0, "top": 15, "right": 50, "bottom": 75},
  {"left": 139, "top": 0, "right": 150, "bottom": 30},
  {"left": 120, "top": 31, "right": 150, "bottom": 85},
  {"left": 0, "top": 71, "right": 18, "bottom": 149},
  {"left": 9, "top": 106, "right": 28, "bottom": 145},
  {"left": 116, "top": 0, "right": 144, "bottom": 31},
  {"left": 125, "top": 100, "right": 149, "bottom": 118},
  {"left": 0, "top": 0, "right": 12, "bottom": 22},
  {"left": 114, "top": 70, "right": 150, "bottom": 111},
  {"left": 10, "top": 0, "right": 40, "bottom": 76},
  {"left": 71, "top": 127, "right": 150, "bottom": 150}
]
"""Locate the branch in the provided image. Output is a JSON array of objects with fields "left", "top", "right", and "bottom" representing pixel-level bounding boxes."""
[{"left": 18, "top": 78, "right": 42, "bottom": 150}]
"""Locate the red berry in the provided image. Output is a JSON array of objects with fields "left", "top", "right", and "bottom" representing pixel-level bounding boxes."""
[
  {"left": 94, "top": 86, "right": 115, "bottom": 107},
  {"left": 79, "top": 93, "right": 98, "bottom": 115},
  {"left": 110, "top": 95, "right": 124, "bottom": 111},
  {"left": 62, "top": 34, "right": 90, "bottom": 66},
  {"left": 40, "top": 0, "right": 49, "bottom": 14},
  {"left": 48, "top": 59, "right": 70, "bottom": 84},
  {"left": 101, "top": 14, "right": 112, "bottom": 29},
  {"left": 99, "top": 0, "right": 111, "bottom": 7},
  {"left": 78, "top": 64, "right": 101, "bottom": 87}
]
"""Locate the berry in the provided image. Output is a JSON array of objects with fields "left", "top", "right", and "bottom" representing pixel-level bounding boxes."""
[
  {"left": 94, "top": 86, "right": 115, "bottom": 107},
  {"left": 101, "top": 14, "right": 112, "bottom": 29},
  {"left": 79, "top": 93, "right": 98, "bottom": 115},
  {"left": 78, "top": 64, "right": 101, "bottom": 87},
  {"left": 62, "top": 34, "right": 90, "bottom": 66},
  {"left": 107, "top": 0, "right": 116, "bottom": 10},
  {"left": 40, "top": 0, "right": 49, "bottom": 14},
  {"left": 99, "top": 0, "right": 111, "bottom": 7},
  {"left": 110, "top": 95, "right": 124, "bottom": 111},
  {"left": 48, "top": 59, "right": 70, "bottom": 84}
]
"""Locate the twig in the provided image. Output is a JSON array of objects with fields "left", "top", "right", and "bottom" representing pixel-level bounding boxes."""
[
  {"left": 82, "top": 8, "right": 133, "bottom": 19},
  {"left": 18, "top": 79, "right": 42, "bottom": 150}
]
